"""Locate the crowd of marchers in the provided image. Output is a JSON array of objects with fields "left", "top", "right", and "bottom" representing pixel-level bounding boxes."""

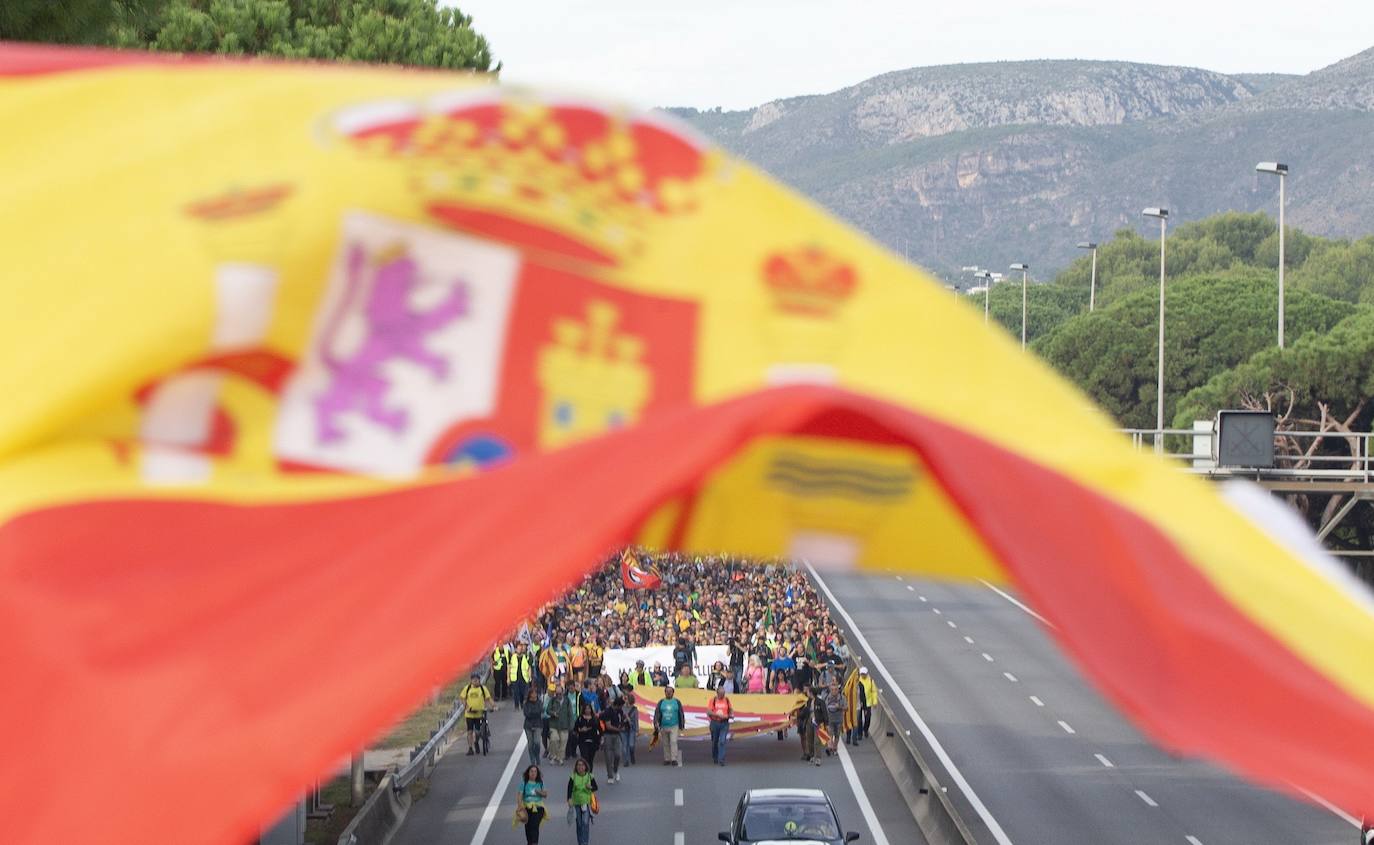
[{"left": 473, "top": 551, "right": 881, "bottom": 845}]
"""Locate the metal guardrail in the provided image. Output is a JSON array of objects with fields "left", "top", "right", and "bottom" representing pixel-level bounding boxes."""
[
  {"left": 1119, "top": 427, "right": 1373, "bottom": 483},
  {"left": 393, "top": 659, "right": 491, "bottom": 790}
]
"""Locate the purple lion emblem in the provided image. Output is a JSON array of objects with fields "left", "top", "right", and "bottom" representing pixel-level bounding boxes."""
[{"left": 313, "top": 243, "right": 469, "bottom": 444}]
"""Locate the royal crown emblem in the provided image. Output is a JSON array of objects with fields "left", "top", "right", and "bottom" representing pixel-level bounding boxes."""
[
  {"left": 536, "top": 300, "right": 650, "bottom": 449},
  {"left": 330, "top": 91, "right": 718, "bottom": 266},
  {"left": 762, "top": 245, "right": 858, "bottom": 318}
]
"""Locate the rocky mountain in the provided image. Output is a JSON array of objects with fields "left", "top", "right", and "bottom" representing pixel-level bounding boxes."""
[{"left": 669, "top": 49, "right": 1374, "bottom": 280}]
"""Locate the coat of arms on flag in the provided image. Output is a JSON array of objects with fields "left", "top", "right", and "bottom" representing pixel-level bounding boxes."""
[{"left": 620, "top": 549, "right": 662, "bottom": 590}]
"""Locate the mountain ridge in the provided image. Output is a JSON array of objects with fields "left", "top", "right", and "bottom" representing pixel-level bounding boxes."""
[{"left": 669, "top": 50, "right": 1374, "bottom": 278}]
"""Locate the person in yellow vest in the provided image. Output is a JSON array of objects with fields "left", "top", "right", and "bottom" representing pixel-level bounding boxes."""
[
  {"left": 854, "top": 667, "right": 877, "bottom": 745},
  {"left": 585, "top": 637, "right": 604, "bottom": 681},
  {"left": 461, "top": 672, "right": 492, "bottom": 756},
  {"left": 627, "top": 660, "right": 652, "bottom": 687},
  {"left": 509, "top": 641, "right": 534, "bottom": 707},
  {"left": 492, "top": 643, "right": 509, "bottom": 701}
]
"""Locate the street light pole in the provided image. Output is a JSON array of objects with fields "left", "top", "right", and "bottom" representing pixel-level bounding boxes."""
[
  {"left": 1143, "top": 208, "right": 1169, "bottom": 452},
  {"left": 1010, "top": 263, "right": 1029, "bottom": 349},
  {"left": 976, "top": 270, "right": 992, "bottom": 323},
  {"left": 1077, "top": 242, "right": 1098, "bottom": 311},
  {"left": 1257, "top": 162, "right": 1289, "bottom": 347}
]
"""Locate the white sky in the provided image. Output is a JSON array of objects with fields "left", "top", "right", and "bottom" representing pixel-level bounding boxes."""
[{"left": 451, "top": 1, "right": 1374, "bottom": 110}]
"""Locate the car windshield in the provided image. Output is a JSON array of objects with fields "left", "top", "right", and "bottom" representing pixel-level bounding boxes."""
[{"left": 741, "top": 803, "right": 840, "bottom": 840}]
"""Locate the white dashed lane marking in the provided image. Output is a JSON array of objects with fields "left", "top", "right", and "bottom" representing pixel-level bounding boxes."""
[
  {"left": 1185, "top": 836, "right": 1203, "bottom": 845},
  {"left": 919, "top": 595, "right": 927, "bottom": 602},
  {"left": 947, "top": 620, "right": 958, "bottom": 629},
  {"left": 1058, "top": 720, "right": 1075, "bottom": 734},
  {"left": 981, "top": 652, "right": 994, "bottom": 662},
  {"left": 674, "top": 788, "right": 683, "bottom": 806},
  {"left": 963, "top": 636, "right": 975, "bottom": 645},
  {"left": 1002, "top": 672, "right": 1017, "bottom": 683},
  {"left": 1095, "top": 754, "right": 1114, "bottom": 768},
  {"left": 933, "top": 608, "right": 942, "bottom": 615},
  {"left": 674, "top": 832, "right": 685, "bottom": 845},
  {"left": 906, "top": 585, "right": 915, "bottom": 592},
  {"left": 1135, "top": 790, "right": 1158, "bottom": 808},
  {"left": 1029, "top": 696, "right": 1045, "bottom": 707}
]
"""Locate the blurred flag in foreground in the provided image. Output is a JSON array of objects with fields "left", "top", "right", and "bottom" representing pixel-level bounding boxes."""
[
  {"left": 621, "top": 548, "right": 662, "bottom": 590},
  {"left": 2, "top": 43, "right": 1374, "bottom": 845}
]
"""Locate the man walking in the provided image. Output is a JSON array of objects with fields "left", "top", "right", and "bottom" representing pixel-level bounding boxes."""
[
  {"left": 707, "top": 684, "right": 733, "bottom": 766},
  {"left": 599, "top": 696, "right": 625, "bottom": 783},
  {"left": 509, "top": 642, "right": 533, "bottom": 708},
  {"left": 546, "top": 680, "right": 574, "bottom": 765},
  {"left": 855, "top": 667, "right": 876, "bottom": 745},
  {"left": 460, "top": 672, "right": 492, "bottom": 756},
  {"left": 654, "top": 686, "right": 685, "bottom": 767},
  {"left": 492, "top": 642, "right": 509, "bottom": 701}
]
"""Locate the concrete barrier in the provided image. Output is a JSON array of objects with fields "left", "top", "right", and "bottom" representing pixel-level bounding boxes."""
[
  {"left": 806, "top": 570, "right": 977, "bottom": 845},
  {"left": 869, "top": 692, "right": 976, "bottom": 845},
  {"left": 336, "top": 774, "right": 410, "bottom": 845}
]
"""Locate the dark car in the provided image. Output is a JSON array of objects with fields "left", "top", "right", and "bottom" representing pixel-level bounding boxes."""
[{"left": 718, "top": 788, "right": 860, "bottom": 844}]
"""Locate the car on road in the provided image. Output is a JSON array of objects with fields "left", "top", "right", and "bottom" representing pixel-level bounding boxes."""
[{"left": 718, "top": 788, "right": 860, "bottom": 844}]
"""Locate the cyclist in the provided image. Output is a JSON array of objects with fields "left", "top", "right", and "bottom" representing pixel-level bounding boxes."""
[{"left": 461, "top": 672, "right": 492, "bottom": 755}]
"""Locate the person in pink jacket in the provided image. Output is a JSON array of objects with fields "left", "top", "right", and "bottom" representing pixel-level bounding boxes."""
[{"left": 744, "top": 655, "right": 767, "bottom": 693}]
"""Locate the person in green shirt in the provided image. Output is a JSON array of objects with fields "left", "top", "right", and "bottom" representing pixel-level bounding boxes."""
[
  {"left": 653, "top": 687, "right": 685, "bottom": 766},
  {"left": 673, "top": 664, "right": 698, "bottom": 689},
  {"left": 517, "top": 765, "right": 546, "bottom": 845},
  {"left": 567, "top": 757, "right": 598, "bottom": 845}
]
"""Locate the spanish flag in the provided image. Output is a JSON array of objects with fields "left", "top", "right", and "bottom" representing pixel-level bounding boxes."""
[{"left": 4, "top": 43, "right": 1374, "bottom": 845}]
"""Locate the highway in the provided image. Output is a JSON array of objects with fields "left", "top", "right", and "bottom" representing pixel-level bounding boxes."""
[
  {"left": 813, "top": 568, "right": 1360, "bottom": 845},
  {"left": 392, "top": 691, "right": 926, "bottom": 845}
]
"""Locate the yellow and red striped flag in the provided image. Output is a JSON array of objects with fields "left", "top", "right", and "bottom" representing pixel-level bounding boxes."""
[{"left": 3, "top": 43, "right": 1374, "bottom": 845}]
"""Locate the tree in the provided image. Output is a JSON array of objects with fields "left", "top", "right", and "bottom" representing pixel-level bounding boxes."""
[
  {"left": 0, "top": 0, "right": 162, "bottom": 44},
  {"left": 1175, "top": 308, "right": 1374, "bottom": 554},
  {"left": 984, "top": 281, "right": 1086, "bottom": 346},
  {"left": 4, "top": 0, "right": 496, "bottom": 73},
  {"left": 1032, "top": 269, "right": 1353, "bottom": 429}
]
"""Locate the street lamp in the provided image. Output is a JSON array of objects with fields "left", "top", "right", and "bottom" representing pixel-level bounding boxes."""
[
  {"left": 1256, "top": 162, "right": 1289, "bottom": 348},
  {"left": 1142, "top": 208, "right": 1169, "bottom": 452},
  {"left": 1076, "top": 242, "right": 1098, "bottom": 312},
  {"left": 1010, "top": 263, "right": 1030, "bottom": 349},
  {"left": 976, "top": 270, "right": 993, "bottom": 323}
]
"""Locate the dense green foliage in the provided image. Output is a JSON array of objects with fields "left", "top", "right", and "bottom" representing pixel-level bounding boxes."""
[
  {"left": 1175, "top": 308, "right": 1374, "bottom": 551},
  {"left": 3, "top": 0, "right": 495, "bottom": 72},
  {"left": 1, "top": 0, "right": 160, "bottom": 44},
  {"left": 1052, "top": 212, "right": 1374, "bottom": 309},
  {"left": 1031, "top": 270, "right": 1354, "bottom": 429}
]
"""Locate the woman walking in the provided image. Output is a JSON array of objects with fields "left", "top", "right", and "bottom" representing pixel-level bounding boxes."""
[
  {"left": 572, "top": 702, "right": 602, "bottom": 766},
  {"left": 517, "top": 765, "right": 547, "bottom": 845},
  {"left": 522, "top": 688, "right": 544, "bottom": 767},
  {"left": 567, "top": 757, "right": 599, "bottom": 845}
]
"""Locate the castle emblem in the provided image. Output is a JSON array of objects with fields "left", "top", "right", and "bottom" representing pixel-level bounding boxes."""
[{"left": 536, "top": 300, "right": 650, "bottom": 449}]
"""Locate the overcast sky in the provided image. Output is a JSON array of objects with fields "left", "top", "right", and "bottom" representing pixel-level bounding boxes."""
[{"left": 451, "top": 1, "right": 1373, "bottom": 110}]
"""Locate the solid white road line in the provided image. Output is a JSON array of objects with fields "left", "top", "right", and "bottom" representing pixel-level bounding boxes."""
[
  {"left": 982, "top": 652, "right": 994, "bottom": 662},
  {"left": 1029, "top": 696, "right": 1045, "bottom": 707},
  {"left": 837, "top": 736, "right": 892, "bottom": 845},
  {"left": 1135, "top": 789, "right": 1159, "bottom": 807},
  {"left": 979, "top": 579, "right": 1053, "bottom": 627},
  {"left": 469, "top": 732, "right": 528, "bottom": 845},
  {"left": 1295, "top": 786, "right": 1361, "bottom": 828},
  {"left": 674, "top": 788, "right": 683, "bottom": 806},
  {"left": 1057, "top": 720, "right": 1075, "bottom": 734},
  {"left": 808, "top": 563, "right": 1016, "bottom": 845},
  {"left": 1094, "top": 753, "right": 1114, "bottom": 768},
  {"left": 1002, "top": 672, "right": 1018, "bottom": 683},
  {"left": 1185, "top": 836, "right": 1203, "bottom": 845}
]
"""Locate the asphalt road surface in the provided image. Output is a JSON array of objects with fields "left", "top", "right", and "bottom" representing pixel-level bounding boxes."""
[
  {"left": 812, "top": 567, "right": 1360, "bottom": 845},
  {"left": 392, "top": 694, "right": 927, "bottom": 845}
]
